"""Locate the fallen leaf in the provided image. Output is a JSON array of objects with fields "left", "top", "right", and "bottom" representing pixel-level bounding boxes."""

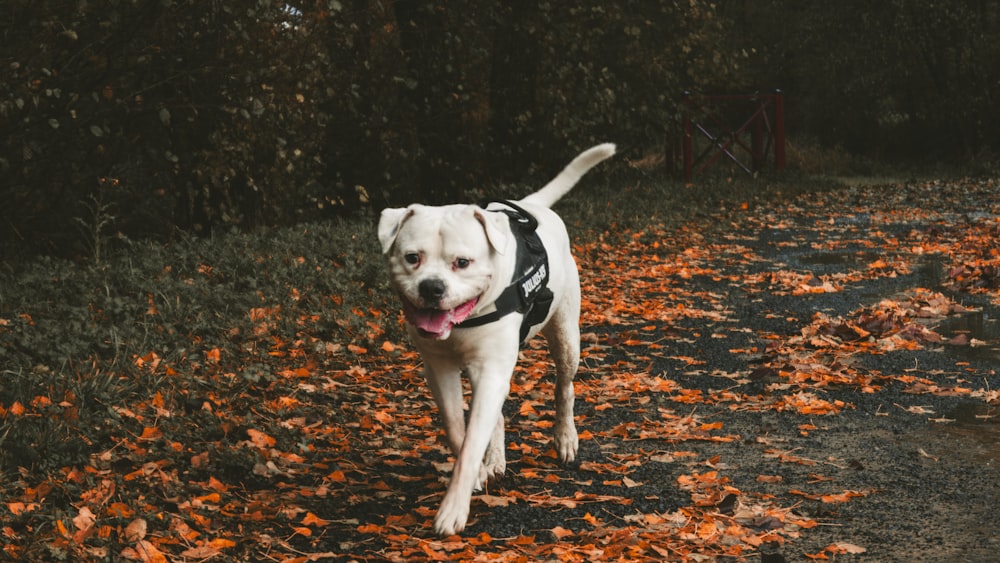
[
  {"left": 125, "top": 518, "right": 147, "bottom": 542},
  {"left": 551, "top": 526, "right": 575, "bottom": 539},
  {"left": 73, "top": 506, "right": 97, "bottom": 531}
]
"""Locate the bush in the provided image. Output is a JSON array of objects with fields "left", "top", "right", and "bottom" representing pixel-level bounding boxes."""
[
  {"left": 0, "top": 1, "right": 343, "bottom": 256},
  {"left": 0, "top": 1, "right": 749, "bottom": 258}
]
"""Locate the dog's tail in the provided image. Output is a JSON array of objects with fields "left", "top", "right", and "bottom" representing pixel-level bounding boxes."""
[{"left": 520, "top": 143, "right": 616, "bottom": 209}]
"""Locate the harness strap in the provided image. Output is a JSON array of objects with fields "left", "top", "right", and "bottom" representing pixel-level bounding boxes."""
[{"left": 456, "top": 200, "right": 553, "bottom": 342}]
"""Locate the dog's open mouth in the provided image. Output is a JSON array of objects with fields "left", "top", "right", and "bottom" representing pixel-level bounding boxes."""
[{"left": 402, "top": 297, "right": 479, "bottom": 339}]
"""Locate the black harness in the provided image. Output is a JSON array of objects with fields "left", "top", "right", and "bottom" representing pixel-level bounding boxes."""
[{"left": 457, "top": 200, "right": 553, "bottom": 343}]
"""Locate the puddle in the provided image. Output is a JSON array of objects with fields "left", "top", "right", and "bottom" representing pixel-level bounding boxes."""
[
  {"left": 934, "top": 311, "right": 1000, "bottom": 361},
  {"left": 799, "top": 250, "right": 881, "bottom": 266},
  {"left": 935, "top": 311, "right": 1000, "bottom": 341},
  {"left": 935, "top": 402, "right": 1000, "bottom": 466},
  {"left": 917, "top": 312, "right": 1000, "bottom": 465},
  {"left": 947, "top": 401, "right": 1000, "bottom": 425}
]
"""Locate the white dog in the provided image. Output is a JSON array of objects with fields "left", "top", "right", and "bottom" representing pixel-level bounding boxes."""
[{"left": 378, "top": 143, "right": 615, "bottom": 536}]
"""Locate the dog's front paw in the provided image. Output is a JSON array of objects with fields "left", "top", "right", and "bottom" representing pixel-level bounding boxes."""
[
  {"left": 554, "top": 422, "right": 579, "bottom": 463},
  {"left": 433, "top": 494, "right": 471, "bottom": 537}
]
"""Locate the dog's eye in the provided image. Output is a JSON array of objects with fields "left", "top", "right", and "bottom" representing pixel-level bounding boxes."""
[
  {"left": 454, "top": 258, "right": 471, "bottom": 270},
  {"left": 404, "top": 253, "right": 421, "bottom": 266}
]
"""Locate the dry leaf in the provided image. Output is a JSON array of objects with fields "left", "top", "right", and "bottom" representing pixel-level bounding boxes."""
[
  {"left": 833, "top": 542, "right": 867, "bottom": 554},
  {"left": 125, "top": 518, "right": 147, "bottom": 542}
]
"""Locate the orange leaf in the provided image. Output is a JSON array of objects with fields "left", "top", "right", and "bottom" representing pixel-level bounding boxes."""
[
  {"left": 207, "top": 476, "right": 229, "bottom": 493},
  {"left": 820, "top": 491, "right": 865, "bottom": 503},
  {"left": 125, "top": 518, "right": 147, "bottom": 542},
  {"left": 131, "top": 539, "right": 168, "bottom": 563},
  {"left": 7, "top": 502, "right": 38, "bottom": 515},
  {"left": 73, "top": 506, "right": 96, "bottom": 531},
  {"left": 302, "top": 512, "right": 330, "bottom": 527},
  {"left": 56, "top": 518, "right": 70, "bottom": 538},
  {"left": 208, "top": 538, "right": 237, "bottom": 549},
  {"left": 180, "top": 546, "right": 221, "bottom": 559},
  {"left": 510, "top": 535, "right": 536, "bottom": 545},
  {"left": 196, "top": 492, "right": 221, "bottom": 504},
  {"left": 31, "top": 395, "right": 52, "bottom": 408},
  {"left": 247, "top": 428, "right": 276, "bottom": 448},
  {"left": 206, "top": 347, "right": 221, "bottom": 363},
  {"left": 419, "top": 541, "right": 447, "bottom": 560},
  {"left": 551, "top": 526, "right": 575, "bottom": 540},
  {"left": 171, "top": 519, "right": 200, "bottom": 541},
  {"left": 476, "top": 494, "right": 512, "bottom": 508},
  {"left": 697, "top": 519, "right": 717, "bottom": 539},
  {"left": 467, "top": 532, "right": 493, "bottom": 546},
  {"left": 385, "top": 514, "right": 417, "bottom": 528},
  {"left": 519, "top": 401, "right": 539, "bottom": 416},
  {"left": 831, "top": 542, "right": 867, "bottom": 554}
]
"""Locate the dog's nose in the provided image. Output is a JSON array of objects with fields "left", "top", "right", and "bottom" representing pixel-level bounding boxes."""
[{"left": 418, "top": 279, "right": 446, "bottom": 304}]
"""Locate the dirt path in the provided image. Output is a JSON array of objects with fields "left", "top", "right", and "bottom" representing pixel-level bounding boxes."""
[
  {"left": 747, "top": 209, "right": 1000, "bottom": 562},
  {"left": 333, "top": 179, "right": 1000, "bottom": 562},
  {"left": 623, "top": 180, "right": 1000, "bottom": 561}
]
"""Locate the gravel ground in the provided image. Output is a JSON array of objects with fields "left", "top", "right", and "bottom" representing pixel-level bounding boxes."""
[{"left": 611, "top": 181, "right": 1000, "bottom": 562}]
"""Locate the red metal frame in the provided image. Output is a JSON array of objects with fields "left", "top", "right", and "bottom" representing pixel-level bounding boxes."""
[{"left": 682, "top": 90, "right": 785, "bottom": 182}]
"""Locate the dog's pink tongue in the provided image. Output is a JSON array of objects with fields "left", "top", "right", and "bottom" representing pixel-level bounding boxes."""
[
  {"left": 404, "top": 298, "right": 478, "bottom": 338},
  {"left": 412, "top": 308, "right": 453, "bottom": 334}
]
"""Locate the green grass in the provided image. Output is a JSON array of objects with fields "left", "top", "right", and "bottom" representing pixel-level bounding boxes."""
[
  {"left": 0, "top": 169, "right": 838, "bottom": 559},
  {"left": 1, "top": 220, "right": 392, "bottom": 458}
]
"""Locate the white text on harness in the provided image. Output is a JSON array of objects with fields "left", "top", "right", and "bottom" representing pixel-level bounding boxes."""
[{"left": 520, "top": 263, "right": 547, "bottom": 299}]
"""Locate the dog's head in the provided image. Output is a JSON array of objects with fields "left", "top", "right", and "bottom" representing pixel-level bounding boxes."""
[{"left": 378, "top": 204, "right": 514, "bottom": 340}]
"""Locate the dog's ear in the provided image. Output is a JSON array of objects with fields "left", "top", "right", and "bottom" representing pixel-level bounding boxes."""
[
  {"left": 474, "top": 208, "right": 512, "bottom": 255},
  {"left": 378, "top": 207, "right": 415, "bottom": 254}
]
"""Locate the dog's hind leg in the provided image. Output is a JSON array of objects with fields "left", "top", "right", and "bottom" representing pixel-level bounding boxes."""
[
  {"left": 542, "top": 288, "right": 581, "bottom": 464},
  {"left": 479, "top": 412, "right": 506, "bottom": 488}
]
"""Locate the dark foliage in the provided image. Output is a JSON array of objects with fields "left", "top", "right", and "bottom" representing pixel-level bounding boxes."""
[
  {"left": 1, "top": 1, "right": 334, "bottom": 255},
  {"left": 2, "top": 1, "right": 999, "bottom": 258},
  {"left": 0, "top": 1, "right": 742, "bottom": 257}
]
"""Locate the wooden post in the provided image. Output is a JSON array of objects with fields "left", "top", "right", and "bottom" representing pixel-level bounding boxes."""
[
  {"left": 683, "top": 91, "right": 693, "bottom": 182},
  {"left": 774, "top": 89, "right": 786, "bottom": 170},
  {"left": 751, "top": 98, "right": 764, "bottom": 172}
]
